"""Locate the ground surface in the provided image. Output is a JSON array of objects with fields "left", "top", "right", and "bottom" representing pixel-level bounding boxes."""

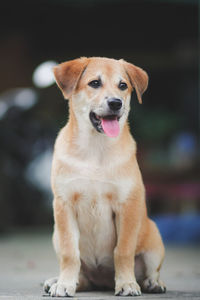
[{"left": 0, "top": 229, "right": 200, "bottom": 300}]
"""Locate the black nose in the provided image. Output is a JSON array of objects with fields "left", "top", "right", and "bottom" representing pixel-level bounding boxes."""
[{"left": 107, "top": 98, "right": 122, "bottom": 111}]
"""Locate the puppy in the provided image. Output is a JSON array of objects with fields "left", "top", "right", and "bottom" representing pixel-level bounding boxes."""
[{"left": 44, "top": 57, "right": 166, "bottom": 297}]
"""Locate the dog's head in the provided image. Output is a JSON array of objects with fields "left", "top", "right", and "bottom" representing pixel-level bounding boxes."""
[{"left": 54, "top": 57, "right": 148, "bottom": 138}]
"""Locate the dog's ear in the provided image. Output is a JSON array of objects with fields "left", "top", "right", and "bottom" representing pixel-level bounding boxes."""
[
  {"left": 120, "top": 60, "right": 148, "bottom": 104},
  {"left": 53, "top": 57, "right": 88, "bottom": 99}
]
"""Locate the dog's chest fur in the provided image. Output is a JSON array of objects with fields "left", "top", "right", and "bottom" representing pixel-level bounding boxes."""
[
  {"left": 53, "top": 130, "right": 134, "bottom": 270},
  {"left": 76, "top": 185, "right": 116, "bottom": 267},
  {"left": 55, "top": 161, "right": 118, "bottom": 271}
]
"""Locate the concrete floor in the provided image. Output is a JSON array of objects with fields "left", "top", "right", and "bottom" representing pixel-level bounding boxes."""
[{"left": 0, "top": 229, "right": 200, "bottom": 300}]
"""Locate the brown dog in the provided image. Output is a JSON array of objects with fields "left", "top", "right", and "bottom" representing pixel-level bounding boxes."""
[{"left": 44, "top": 57, "right": 166, "bottom": 297}]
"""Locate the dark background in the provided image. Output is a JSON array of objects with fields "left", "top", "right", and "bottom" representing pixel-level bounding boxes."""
[{"left": 0, "top": 0, "right": 199, "bottom": 243}]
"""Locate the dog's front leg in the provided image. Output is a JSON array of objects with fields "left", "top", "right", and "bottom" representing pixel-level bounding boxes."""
[
  {"left": 49, "top": 197, "right": 80, "bottom": 297},
  {"left": 114, "top": 196, "right": 143, "bottom": 296}
]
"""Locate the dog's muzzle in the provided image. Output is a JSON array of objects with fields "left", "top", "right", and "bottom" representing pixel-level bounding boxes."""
[{"left": 89, "top": 98, "right": 123, "bottom": 138}]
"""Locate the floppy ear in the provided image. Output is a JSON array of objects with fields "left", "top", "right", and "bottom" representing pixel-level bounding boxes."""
[
  {"left": 53, "top": 57, "right": 88, "bottom": 99},
  {"left": 120, "top": 60, "right": 148, "bottom": 104}
]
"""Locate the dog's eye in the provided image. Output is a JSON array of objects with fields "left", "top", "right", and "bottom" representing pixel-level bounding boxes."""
[
  {"left": 88, "top": 80, "right": 102, "bottom": 89},
  {"left": 118, "top": 82, "right": 128, "bottom": 91}
]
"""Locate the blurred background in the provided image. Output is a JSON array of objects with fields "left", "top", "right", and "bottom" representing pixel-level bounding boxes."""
[{"left": 0, "top": 0, "right": 199, "bottom": 244}]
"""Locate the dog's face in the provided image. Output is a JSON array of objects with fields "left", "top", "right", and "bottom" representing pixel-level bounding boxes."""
[{"left": 54, "top": 57, "right": 148, "bottom": 138}]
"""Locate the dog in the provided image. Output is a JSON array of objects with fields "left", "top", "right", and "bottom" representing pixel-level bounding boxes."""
[{"left": 44, "top": 57, "right": 166, "bottom": 297}]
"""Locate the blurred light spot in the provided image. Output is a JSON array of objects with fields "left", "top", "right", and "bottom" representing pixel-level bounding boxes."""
[
  {"left": 13, "top": 88, "right": 37, "bottom": 109},
  {"left": 33, "top": 61, "right": 57, "bottom": 88},
  {"left": 25, "top": 149, "right": 53, "bottom": 194},
  {"left": 169, "top": 132, "right": 197, "bottom": 169},
  {"left": 0, "top": 101, "right": 9, "bottom": 119},
  {"left": 0, "top": 88, "right": 38, "bottom": 119}
]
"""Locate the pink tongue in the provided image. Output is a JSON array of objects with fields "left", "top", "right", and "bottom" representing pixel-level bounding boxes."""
[{"left": 101, "top": 118, "right": 120, "bottom": 138}]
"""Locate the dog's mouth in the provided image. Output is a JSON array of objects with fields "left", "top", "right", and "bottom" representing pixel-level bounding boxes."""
[{"left": 89, "top": 112, "right": 121, "bottom": 138}]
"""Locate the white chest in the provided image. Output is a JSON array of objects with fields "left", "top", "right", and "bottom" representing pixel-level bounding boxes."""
[
  {"left": 76, "top": 190, "right": 116, "bottom": 267},
  {"left": 54, "top": 156, "right": 133, "bottom": 205},
  {"left": 53, "top": 156, "right": 133, "bottom": 268}
]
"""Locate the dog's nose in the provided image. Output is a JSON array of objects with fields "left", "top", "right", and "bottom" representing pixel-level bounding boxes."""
[{"left": 107, "top": 98, "right": 122, "bottom": 111}]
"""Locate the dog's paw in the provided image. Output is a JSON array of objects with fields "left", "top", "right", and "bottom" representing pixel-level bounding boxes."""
[
  {"left": 115, "top": 282, "right": 141, "bottom": 296},
  {"left": 43, "top": 277, "right": 58, "bottom": 293},
  {"left": 141, "top": 278, "right": 166, "bottom": 294},
  {"left": 49, "top": 282, "right": 76, "bottom": 297}
]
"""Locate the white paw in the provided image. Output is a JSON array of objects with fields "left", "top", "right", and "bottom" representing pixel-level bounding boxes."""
[
  {"left": 115, "top": 281, "right": 141, "bottom": 296},
  {"left": 43, "top": 277, "right": 58, "bottom": 293},
  {"left": 49, "top": 282, "right": 76, "bottom": 297},
  {"left": 142, "top": 278, "right": 166, "bottom": 293}
]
